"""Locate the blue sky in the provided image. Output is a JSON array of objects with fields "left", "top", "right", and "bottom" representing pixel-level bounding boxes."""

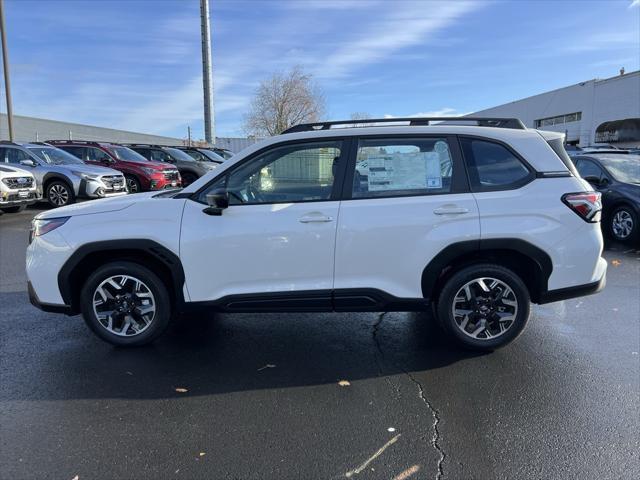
[{"left": 2, "top": 0, "right": 639, "bottom": 140}]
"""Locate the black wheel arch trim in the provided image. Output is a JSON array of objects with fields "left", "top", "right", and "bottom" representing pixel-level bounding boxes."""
[
  {"left": 57, "top": 239, "right": 185, "bottom": 313},
  {"left": 43, "top": 173, "right": 74, "bottom": 192},
  {"left": 421, "top": 239, "right": 553, "bottom": 303}
]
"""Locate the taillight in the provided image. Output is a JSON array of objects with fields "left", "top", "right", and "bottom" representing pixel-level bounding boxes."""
[{"left": 562, "top": 192, "right": 602, "bottom": 223}]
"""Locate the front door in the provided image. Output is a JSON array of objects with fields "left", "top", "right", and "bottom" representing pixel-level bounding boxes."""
[{"left": 180, "top": 139, "right": 347, "bottom": 305}]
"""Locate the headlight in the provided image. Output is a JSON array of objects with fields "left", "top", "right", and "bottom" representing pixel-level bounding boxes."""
[
  {"left": 141, "top": 167, "right": 158, "bottom": 175},
  {"left": 71, "top": 171, "right": 99, "bottom": 181},
  {"left": 30, "top": 217, "right": 70, "bottom": 243}
]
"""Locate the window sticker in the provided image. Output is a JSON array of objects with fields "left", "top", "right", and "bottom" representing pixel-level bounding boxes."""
[{"left": 364, "top": 151, "right": 442, "bottom": 191}]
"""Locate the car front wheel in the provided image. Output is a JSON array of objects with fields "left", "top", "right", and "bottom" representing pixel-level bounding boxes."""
[
  {"left": 46, "top": 181, "right": 75, "bottom": 207},
  {"left": 80, "top": 261, "right": 172, "bottom": 346},
  {"left": 125, "top": 175, "right": 141, "bottom": 193},
  {"left": 436, "top": 264, "right": 530, "bottom": 351},
  {"left": 610, "top": 205, "right": 638, "bottom": 244}
]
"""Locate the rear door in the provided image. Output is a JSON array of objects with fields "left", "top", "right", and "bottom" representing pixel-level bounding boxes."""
[{"left": 333, "top": 135, "right": 479, "bottom": 301}]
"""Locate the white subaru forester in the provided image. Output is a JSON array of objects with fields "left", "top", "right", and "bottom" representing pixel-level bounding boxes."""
[{"left": 26, "top": 118, "right": 607, "bottom": 350}]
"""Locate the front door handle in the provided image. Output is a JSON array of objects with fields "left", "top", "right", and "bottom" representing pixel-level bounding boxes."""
[
  {"left": 298, "top": 213, "right": 333, "bottom": 223},
  {"left": 433, "top": 206, "right": 469, "bottom": 215}
]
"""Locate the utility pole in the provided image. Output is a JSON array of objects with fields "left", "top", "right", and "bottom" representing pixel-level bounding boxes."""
[
  {"left": 200, "top": 0, "right": 215, "bottom": 145},
  {"left": 0, "top": 0, "right": 14, "bottom": 141},
  {"left": 187, "top": 125, "right": 192, "bottom": 146}
]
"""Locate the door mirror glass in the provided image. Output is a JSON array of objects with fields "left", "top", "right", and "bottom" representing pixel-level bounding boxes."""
[
  {"left": 203, "top": 188, "right": 229, "bottom": 215},
  {"left": 19, "top": 159, "right": 36, "bottom": 167}
]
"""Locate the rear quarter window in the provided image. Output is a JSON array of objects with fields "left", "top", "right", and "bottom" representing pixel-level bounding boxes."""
[
  {"left": 546, "top": 137, "right": 579, "bottom": 176},
  {"left": 460, "top": 138, "right": 533, "bottom": 192}
]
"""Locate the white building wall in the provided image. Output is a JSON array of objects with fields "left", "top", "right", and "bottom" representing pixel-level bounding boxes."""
[{"left": 472, "top": 71, "right": 640, "bottom": 146}]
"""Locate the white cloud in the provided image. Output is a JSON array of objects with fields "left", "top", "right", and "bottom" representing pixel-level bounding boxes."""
[
  {"left": 630, "top": 0, "right": 640, "bottom": 8},
  {"left": 314, "top": 1, "right": 483, "bottom": 79}
]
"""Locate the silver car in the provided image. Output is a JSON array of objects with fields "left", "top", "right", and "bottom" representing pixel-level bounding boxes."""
[{"left": 0, "top": 142, "right": 127, "bottom": 208}]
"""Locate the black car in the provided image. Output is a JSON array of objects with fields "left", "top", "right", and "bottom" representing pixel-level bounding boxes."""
[{"left": 572, "top": 153, "right": 640, "bottom": 243}]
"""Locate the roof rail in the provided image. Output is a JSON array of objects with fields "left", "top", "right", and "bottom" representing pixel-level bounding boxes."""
[
  {"left": 282, "top": 117, "right": 526, "bottom": 134},
  {"left": 46, "top": 139, "right": 103, "bottom": 146}
]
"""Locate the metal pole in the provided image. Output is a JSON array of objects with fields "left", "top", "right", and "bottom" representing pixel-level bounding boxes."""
[
  {"left": 200, "top": 0, "right": 215, "bottom": 145},
  {"left": 0, "top": 0, "right": 14, "bottom": 141},
  {"left": 187, "top": 125, "right": 192, "bottom": 146}
]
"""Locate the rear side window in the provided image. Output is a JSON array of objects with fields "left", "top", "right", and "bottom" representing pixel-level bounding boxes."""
[
  {"left": 460, "top": 138, "right": 532, "bottom": 191},
  {"left": 351, "top": 137, "right": 454, "bottom": 198}
]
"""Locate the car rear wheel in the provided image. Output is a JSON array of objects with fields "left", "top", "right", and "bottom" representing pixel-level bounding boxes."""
[
  {"left": 46, "top": 181, "right": 75, "bottom": 208},
  {"left": 436, "top": 264, "right": 530, "bottom": 351},
  {"left": 125, "top": 175, "right": 141, "bottom": 193},
  {"left": 80, "top": 261, "right": 172, "bottom": 346},
  {"left": 610, "top": 206, "right": 638, "bottom": 243}
]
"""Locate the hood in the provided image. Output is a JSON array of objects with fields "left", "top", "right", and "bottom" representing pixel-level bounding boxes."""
[
  {"left": 120, "top": 159, "right": 175, "bottom": 171},
  {"left": 35, "top": 191, "right": 160, "bottom": 220},
  {"left": 0, "top": 165, "right": 34, "bottom": 177},
  {"left": 62, "top": 163, "right": 122, "bottom": 176}
]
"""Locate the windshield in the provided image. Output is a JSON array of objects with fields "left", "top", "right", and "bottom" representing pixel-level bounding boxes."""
[
  {"left": 197, "top": 149, "right": 225, "bottom": 163},
  {"left": 212, "top": 148, "right": 233, "bottom": 160},
  {"left": 598, "top": 155, "right": 640, "bottom": 183},
  {"left": 27, "top": 147, "right": 84, "bottom": 165},
  {"left": 165, "top": 147, "right": 197, "bottom": 162},
  {"left": 107, "top": 146, "right": 149, "bottom": 163}
]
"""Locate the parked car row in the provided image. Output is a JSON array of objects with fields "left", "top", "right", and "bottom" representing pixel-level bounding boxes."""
[{"left": 0, "top": 140, "right": 228, "bottom": 211}]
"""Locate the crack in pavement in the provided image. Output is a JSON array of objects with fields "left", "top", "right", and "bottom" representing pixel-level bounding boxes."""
[{"left": 372, "top": 312, "right": 447, "bottom": 480}]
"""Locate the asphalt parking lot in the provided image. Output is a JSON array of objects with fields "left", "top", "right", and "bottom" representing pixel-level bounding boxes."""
[{"left": 1, "top": 206, "right": 638, "bottom": 480}]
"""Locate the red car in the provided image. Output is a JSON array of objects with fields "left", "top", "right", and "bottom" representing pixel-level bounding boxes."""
[{"left": 47, "top": 140, "right": 181, "bottom": 192}]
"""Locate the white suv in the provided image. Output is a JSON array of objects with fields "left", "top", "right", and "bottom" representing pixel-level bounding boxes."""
[{"left": 26, "top": 118, "right": 607, "bottom": 350}]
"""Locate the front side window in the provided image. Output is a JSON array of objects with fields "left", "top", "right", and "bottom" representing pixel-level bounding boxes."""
[
  {"left": 2, "top": 148, "right": 31, "bottom": 164},
  {"left": 351, "top": 137, "right": 453, "bottom": 198},
  {"left": 86, "top": 147, "right": 111, "bottom": 162},
  {"left": 460, "top": 138, "right": 531, "bottom": 191},
  {"left": 200, "top": 141, "right": 342, "bottom": 205}
]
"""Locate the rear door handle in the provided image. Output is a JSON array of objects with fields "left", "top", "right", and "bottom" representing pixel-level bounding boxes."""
[
  {"left": 433, "top": 206, "right": 469, "bottom": 215},
  {"left": 298, "top": 213, "right": 333, "bottom": 223}
]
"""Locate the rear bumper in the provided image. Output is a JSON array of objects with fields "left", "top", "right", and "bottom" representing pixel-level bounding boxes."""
[
  {"left": 28, "top": 281, "right": 74, "bottom": 315},
  {"left": 538, "top": 272, "right": 606, "bottom": 304}
]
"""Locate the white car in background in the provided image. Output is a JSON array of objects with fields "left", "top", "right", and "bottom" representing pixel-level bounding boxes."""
[{"left": 0, "top": 164, "right": 39, "bottom": 213}]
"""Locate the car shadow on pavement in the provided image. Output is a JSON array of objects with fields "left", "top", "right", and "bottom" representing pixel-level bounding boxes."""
[{"left": 0, "top": 291, "right": 485, "bottom": 401}]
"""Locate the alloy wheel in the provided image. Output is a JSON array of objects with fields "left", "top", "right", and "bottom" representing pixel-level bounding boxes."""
[
  {"left": 48, "top": 184, "right": 69, "bottom": 206},
  {"left": 126, "top": 178, "right": 139, "bottom": 193},
  {"left": 452, "top": 277, "right": 518, "bottom": 340},
  {"left": 92, "top": 275, "right": 156, "bottom": 337},
  {"left": 612, "top": 210, "right": 633, "bottom": 239}
]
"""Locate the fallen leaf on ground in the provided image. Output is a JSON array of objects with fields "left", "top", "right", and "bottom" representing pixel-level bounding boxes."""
[
  {"left": 199, "top": 452, "right": 206, "bottom": 457},
  {"left": 175, "top": 388, "right": 188, "bottom": 393},
  {"left": 257, "top": 364, "right": 276, "bottom": 371},
  {"left": 71, "top": 476, "right": 79, "bottom": 480},
  {"left": 611, "top": 259, "right": 621, "bottom": 266},
  {"left": 338, "top": 380, "right": 351, "bottom": 387}
]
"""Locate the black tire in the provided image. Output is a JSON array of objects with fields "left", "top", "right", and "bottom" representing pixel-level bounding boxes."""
[
  {"left": 609, "top": 205, "right": 638, "bottom": 244},
  {"left": 125, "top": 175, "right": 142, "bottom": 193},
  {"left": 46, "top": 180, "right": 75, "bottom": 208},
  {"left": 436, "top": 264, "right": 530, "bottom": 351},
  {"left": 80, "top": 261, "right": 173, "bottom": 347},
  {"left": 0, "top": 205, "right": 26, "bottom": 213}
]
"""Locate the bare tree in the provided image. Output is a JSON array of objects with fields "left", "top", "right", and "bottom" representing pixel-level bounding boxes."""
[{"left": 244, "top": 66, "right": 325, "bottom": 136}]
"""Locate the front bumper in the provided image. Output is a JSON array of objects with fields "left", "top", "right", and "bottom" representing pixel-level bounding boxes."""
[
  {"left": 0, "top": 190, "right": 40, "bottom": 206},
  {"left": 28, "top": 281, "right": 74, "bottom": 315},
  {"left": 84, "top": 178, "right": 128, "bottom": 198}
]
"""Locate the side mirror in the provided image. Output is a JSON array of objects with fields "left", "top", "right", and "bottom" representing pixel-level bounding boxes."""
[
  {"left": 583, "top": 175, "right": 601, "bottom": 187},
  {"left": 203, "top": 189, "right": 229, "bottom": 216},
  {"left": 20, "top": 159, "right": 36, "bottom": 167}
]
